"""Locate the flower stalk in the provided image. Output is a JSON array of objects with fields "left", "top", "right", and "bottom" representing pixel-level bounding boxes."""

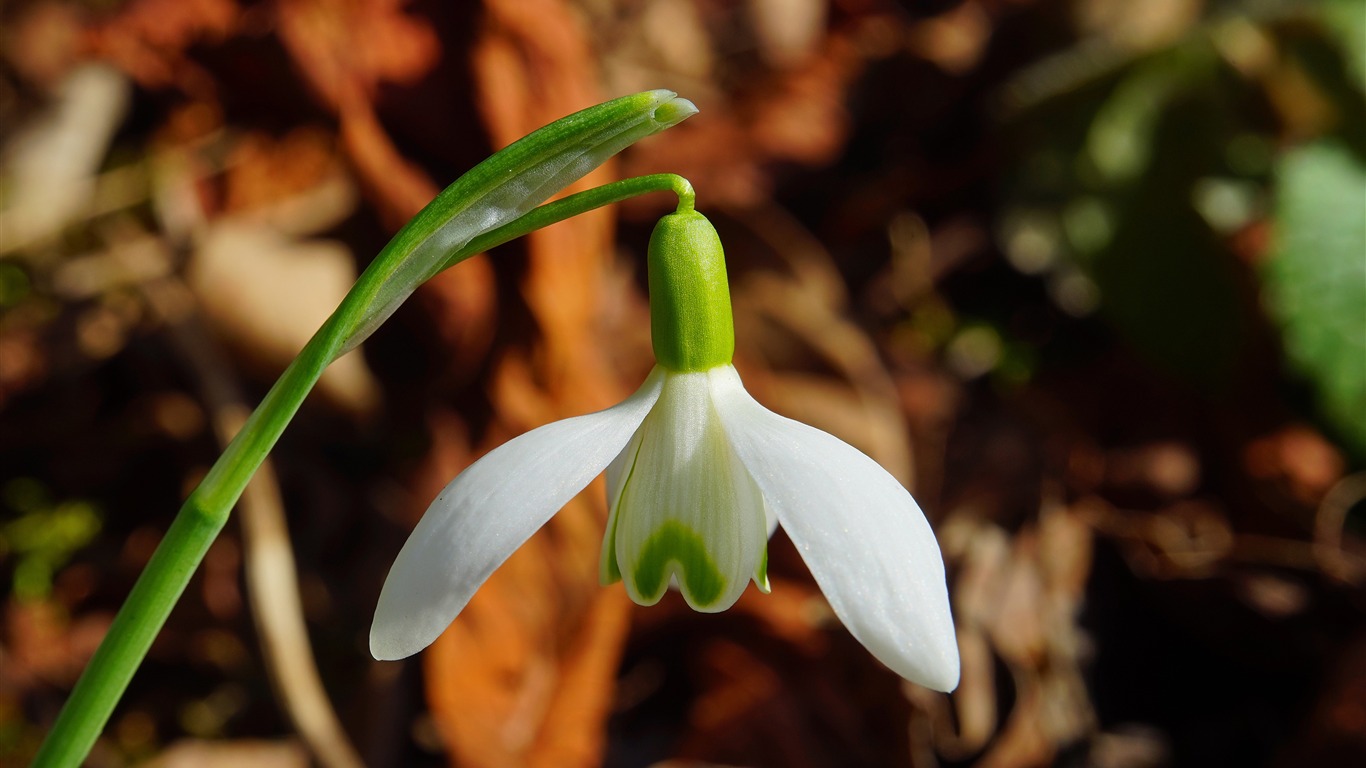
[{"left": 33, "top": 92, "right": 697, "bottom": 768}]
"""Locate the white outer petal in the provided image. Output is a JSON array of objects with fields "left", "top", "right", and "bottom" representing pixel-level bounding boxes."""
[
  {"left": 369, "top": 368, "right": 666, "bottom": 660},
  {"left": 709, "top": 367, "right": 960, "bottom": 691}
]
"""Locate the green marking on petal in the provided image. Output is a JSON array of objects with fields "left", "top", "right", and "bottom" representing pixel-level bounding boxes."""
[
  {"left": 600, "top": 512, "right": 622, "bottom": 585},
  {"left": 754, "top": 545, "right": 770, "bottom": 594},
  {"left": 600, "top": 433, "right": 644, "bottom": 586},
  {"left": 630, "top": 520, "right": 726, "bottom": 607}
]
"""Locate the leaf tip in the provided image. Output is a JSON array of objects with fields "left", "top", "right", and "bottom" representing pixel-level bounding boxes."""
[{"left": 651, "top": 95, "right": 699, "bottom": 128}]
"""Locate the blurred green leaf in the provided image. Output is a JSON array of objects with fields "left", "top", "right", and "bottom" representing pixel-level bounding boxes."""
[
  {"left": 1091, "top": 199, "right": 1245, "bottom": 389},
  {"left": 1003, "top": 34, "right": 1255, "bottom": 390},
  {"left": 1263, "top": 140, "right": 1366, "bottom": 457},
  {"left": 1086, "top": 54, "right": 1191, "bottom": 184},
  {"left": 1089, "top": 67, "right": 1248, "bottom": 390},
  {"left": 0, "top": 262, "right": 30, "bottom": 308},
  {"left": 1, "top": 479, "right": 102, "bottom": 600},
  {"left": 1321, "top": 0, "right": 1366, "bottom": 89}
]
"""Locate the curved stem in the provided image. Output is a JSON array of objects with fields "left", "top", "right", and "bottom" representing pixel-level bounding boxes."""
[
  {"left": 32, "top": 172, "right": 693, "bottom": 767},
  {"left": 439, "top": 173, "right": 694, "bottom": 272}
]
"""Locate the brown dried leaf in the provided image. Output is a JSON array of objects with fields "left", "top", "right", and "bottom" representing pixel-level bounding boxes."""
[
  {"left": 275, "top": 0, "right": 439, "bottom": 109},
  {"left": 746, "top": 35, "right": 856, "bottom": 166},
  {"left": 1, "top": 64, "right": 131, "bottom": 251},
  {"left": 188, "top": 219, "right": 380, "bottom": 414},
  {"left": 1244, "top": 425, "right": 1347, "bottom": 507},
  {"left": 276, "top": 1, "right": 446, "bottom": 229},
  {"left": 4, "top": 598, "right": 107, "bottom": 688},
  {"left": 602, "top": 13, "right": 866, "bottom": 208},
  {"left": 85, "top": 0, "right": 237, "bottom": 92},
  {"left": 748, "top": 0, "right": 828, "bottom": 69},
  {"left": 0, "top": 331, "right": 49, "bottom": 406},
  {"left": 417, "top": 255, "right": 500, "bottom": 382},
  {"left": 146, "top": 739, "right": 308, "bottom": 768},
  {"left": 222, "top": 129, "right": 341, "bottom": 216},
  {"left": 936, "top": 505, "right": 1097, "bottom": 765},
  {"left": 2, "top": 2, "right": 86, "bottom": 88},
  {"left": 906, "top": 0, "right": 992, "bottom": 75},
  {"left": 338, "top": 102, "right": 440, "bottom": 228}
]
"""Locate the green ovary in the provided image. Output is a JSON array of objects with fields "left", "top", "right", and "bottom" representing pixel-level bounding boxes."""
[
  {"left": 647, "top": 210, "right": 735, "bottom": 372},
  {"left": 629, "top": 520, "right": 726, "bottom": 607}
]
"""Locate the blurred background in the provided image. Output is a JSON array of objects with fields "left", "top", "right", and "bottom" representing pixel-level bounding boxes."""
[{"left": 1, "top": 0, "right": 1363, "bottom": 766}]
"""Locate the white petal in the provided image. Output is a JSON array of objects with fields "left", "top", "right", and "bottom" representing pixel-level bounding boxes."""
[
  {"left": 612, "top": 370, "right": 769, "bottom": 611},
  {"left": 369, "top": 367, "right": 666, "bottom": 660},
  {"left": 598, "top": 425, "right": 644, "bottom": 584},
  {"left": 709, "top": 366, "right": 960, "bottom": 691}
]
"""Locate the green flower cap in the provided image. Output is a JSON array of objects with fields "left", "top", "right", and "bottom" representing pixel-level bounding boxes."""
[{"left": 648, "top": 209, "right": 736, "bottom": 372}]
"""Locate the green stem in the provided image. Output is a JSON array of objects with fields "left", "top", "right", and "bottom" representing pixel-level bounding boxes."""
[
  {"left": 32, "top": 172, "right": 692, "bottom": 767},
  {"left": 31, "top": 337, "right": 330, "bottom": 767},
  {"left": 443, "top": 173, "right": 695, "bottom": 271}
]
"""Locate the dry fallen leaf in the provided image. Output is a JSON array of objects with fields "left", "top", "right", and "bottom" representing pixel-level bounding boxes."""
[
  {"left": 188, "top": 219, "right": 380, "bottom": 415},
  {"left": 0, "top": 64, "right": 131, "bottom": 252},
  {"left": 84, "top": 0, "right": 237, "bottom": 92},
  {"left": 145, "top": 738, "right": 309, "bottom": 768},
  {"left": 275, "top": 0, "right": 439, "bottom": 110}
]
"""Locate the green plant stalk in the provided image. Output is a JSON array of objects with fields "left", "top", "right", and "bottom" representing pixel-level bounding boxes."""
[{"left": 32, "top": 171, "right": 694, "bottom": 767}]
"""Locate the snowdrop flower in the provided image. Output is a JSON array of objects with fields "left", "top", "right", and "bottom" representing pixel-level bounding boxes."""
[{"left": 371, "top": 206, "right": 960, "bottom": 691}]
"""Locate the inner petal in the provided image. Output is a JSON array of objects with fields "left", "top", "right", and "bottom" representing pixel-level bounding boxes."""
[
  {"left": 632, "top": 519, "right": 726, "bottom": 605},
  {"left": 599, "top": 427, "right": 644, "bottom": 585},
  {"left": 611, "top": 370, "right": 767, "bottom": 612}
]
